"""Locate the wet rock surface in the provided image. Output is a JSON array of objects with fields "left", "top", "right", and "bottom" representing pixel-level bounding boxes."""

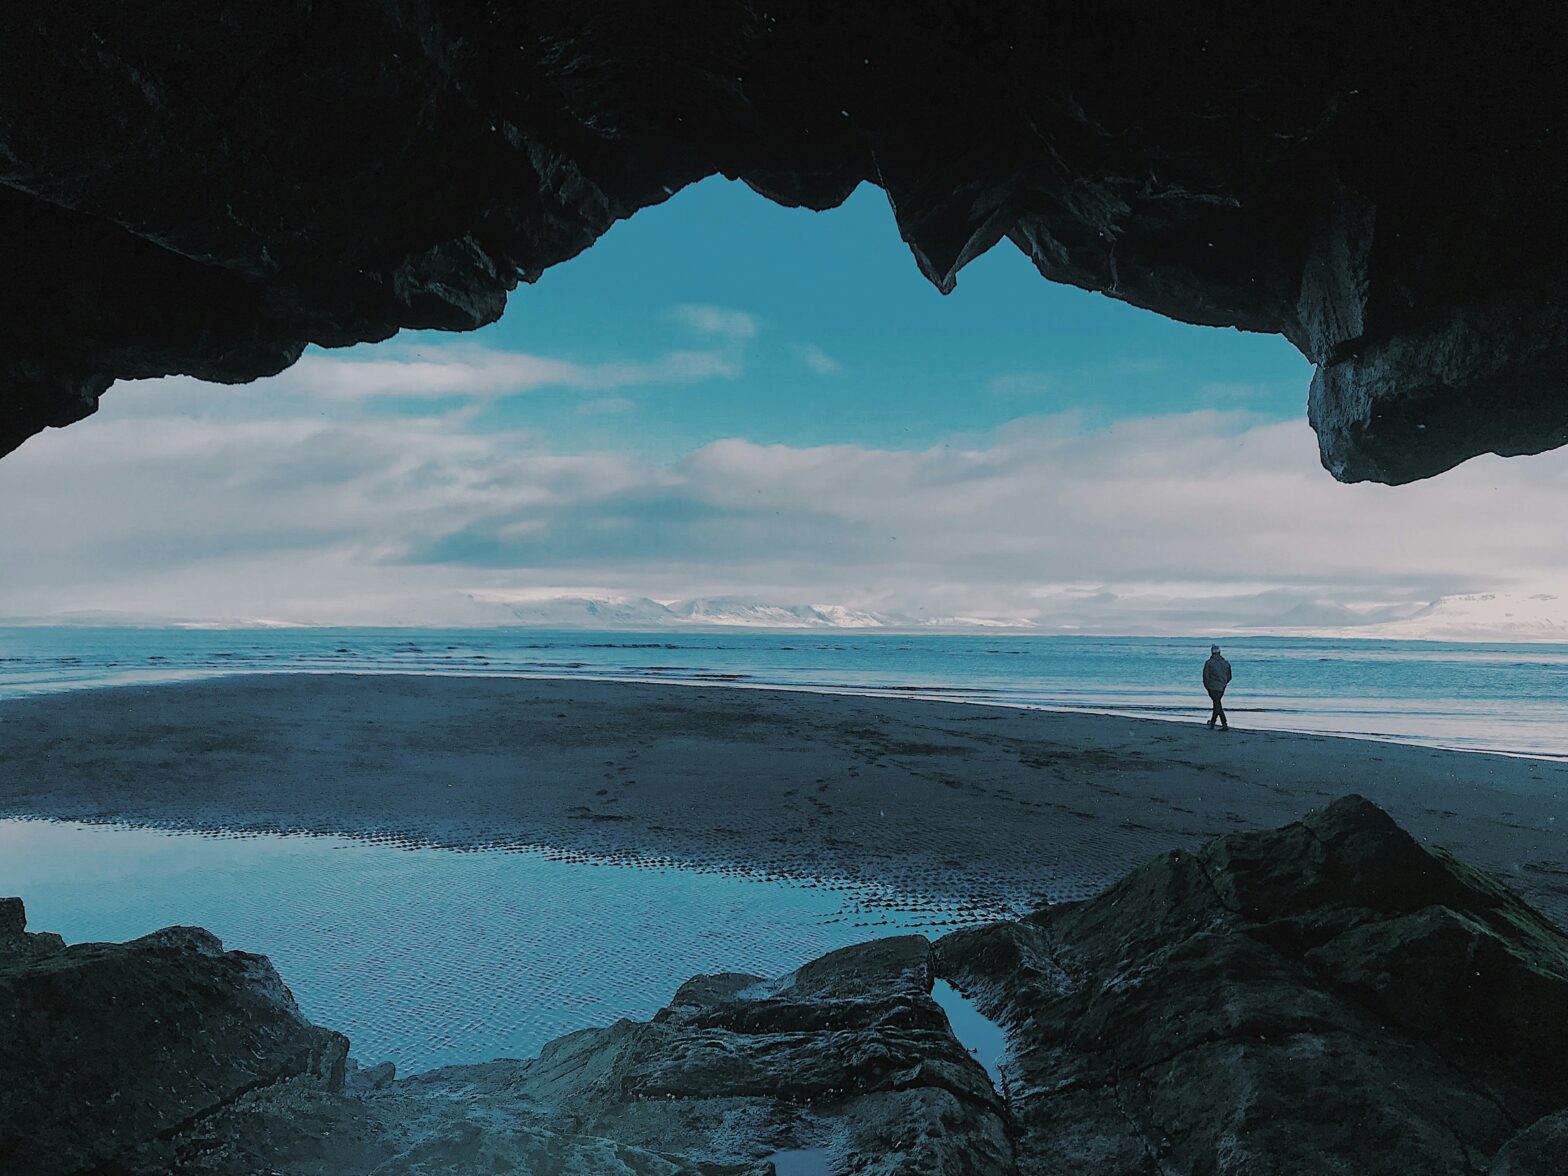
[
  {"left": 7, "top": 795, "right": 1568, "bottom": 1173},
  {"left": 0, "top": 900, "right": 348, "bottom": 1176},
  {"left": 177, "top": 935, "right": 1012, "bottom": 1174},
  {"left": 935, "top": 794, "right": 1568, "bottom": 1174},
  {"left": 4, "top": 6, "right": 1565, "bottom": 480}
]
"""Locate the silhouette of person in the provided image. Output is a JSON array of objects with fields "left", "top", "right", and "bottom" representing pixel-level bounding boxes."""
[{"left": 1203, "top": 644, "right": 1232, "bottom": 730}]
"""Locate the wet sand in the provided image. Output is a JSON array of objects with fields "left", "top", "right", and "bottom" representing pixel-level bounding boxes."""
[{"left": 2, "top": 673, "right": 1565, "bottom": 924}]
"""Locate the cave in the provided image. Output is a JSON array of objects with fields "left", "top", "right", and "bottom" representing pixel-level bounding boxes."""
[{"left": 3, "top": 4, "right": 1565, "bottom": 483}]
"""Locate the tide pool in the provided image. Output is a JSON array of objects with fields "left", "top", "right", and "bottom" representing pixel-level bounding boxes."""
[{"left": 0, "top": 819, "right": 982, "bottom": 1074}]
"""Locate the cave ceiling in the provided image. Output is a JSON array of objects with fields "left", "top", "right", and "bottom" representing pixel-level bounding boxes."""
[{"left": 2, "top": 4, "right": 1564, "bottom": 483}]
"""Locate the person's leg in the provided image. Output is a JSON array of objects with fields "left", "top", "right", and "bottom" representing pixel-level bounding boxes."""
[
  {"left": 1207, "top": 689, "right": 1221, "bottom": 727},
  {"left": 1216, "top": 692, "right": 1229, "bottom": 729}
]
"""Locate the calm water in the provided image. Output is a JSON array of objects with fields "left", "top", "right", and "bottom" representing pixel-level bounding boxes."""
[
  {"left": 1, "top": 626, "right": 1564, "bottom": 757},
  {"left": 0, "top": 819, "right": 981, "bottom": 1073}
]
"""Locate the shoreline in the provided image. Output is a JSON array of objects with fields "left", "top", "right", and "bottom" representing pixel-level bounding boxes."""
[
  {"left": 3, "top": 672, "right": 1566, "bottom": 924},
  {"left": 3, "top": 662, "right": 1564, "bottom": 765}
]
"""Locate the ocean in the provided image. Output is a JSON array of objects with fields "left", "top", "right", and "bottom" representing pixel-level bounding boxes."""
[
  {"left": 3, "top": 624, "right": 1565, "bottom": 1072},
  {"left": 2, "top": 626, "right": 1564, "bottom": 758}
]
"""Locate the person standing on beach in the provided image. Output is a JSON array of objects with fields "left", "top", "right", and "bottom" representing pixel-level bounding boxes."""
[{"left": 1203, "top": 645, "right": 1232, "bottom": 730}]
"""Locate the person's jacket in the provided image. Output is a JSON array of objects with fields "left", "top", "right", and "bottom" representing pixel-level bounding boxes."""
[{"left": 1203, "top": 654, "right": 1232, "bottom": 692}]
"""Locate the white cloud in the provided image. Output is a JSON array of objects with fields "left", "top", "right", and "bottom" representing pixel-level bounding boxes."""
[
  {"left": 274, "top": 348, "right": 588, "bottom": 399},
  {"left": 2, "top": 399, "right": 1565, "bottom": 630},
  {"left": 86, "top": 315, "right": 758, "bottom": 443},
  {"left": 793, "top": 343, "right": 843, "bottom": 375},
  {"left": 671, "top": 304, "right": 758, "bottom": 342},
  {"left": 272, "top": 341, "right": 742, "bottom": 402}
]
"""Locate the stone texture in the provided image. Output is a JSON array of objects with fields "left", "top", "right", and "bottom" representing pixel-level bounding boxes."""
[
  {"left": 1490, "top": 1111, "right": 1568, "bottom": 1176},
  {"left": 0, "top": 901, "right": 348, "bottom": 1176},
  {"left": 175, "top": 935, "right": 1012, "bottom": 1173},
  {"left": 3, "top": 5, "right": 1565, "bottom": 481},
  {"left": 934, "top": 794, "right": 1568, "bottom": 1174}
]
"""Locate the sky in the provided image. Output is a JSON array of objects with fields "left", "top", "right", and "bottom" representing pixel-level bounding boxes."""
[{"left": 2, "top": 177, "right": 1565, "bottom": 630}]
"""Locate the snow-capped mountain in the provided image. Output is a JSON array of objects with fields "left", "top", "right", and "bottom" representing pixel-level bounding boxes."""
[
  {"left": 1297, "top": 592, "right": 1568, "bottom": 643},
  {"left": 665, "top": 597, "right": 892, "bottom": 628},
  {"left": 489, "top": 593, "right": 1036, "bottom": 631},
  {"left": 490, "top": 595, "right": 684, "bottom": 628}
]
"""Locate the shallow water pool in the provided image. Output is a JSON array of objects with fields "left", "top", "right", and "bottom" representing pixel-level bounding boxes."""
[
  {"left": 932, "top": 978, "right": 1010, "bottom": 1092},
  {"left": 0, "top": 819, "right": 986, "bottom": 1073}
]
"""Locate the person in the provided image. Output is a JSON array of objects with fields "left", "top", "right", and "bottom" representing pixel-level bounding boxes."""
[{"left": 1203, "top": 644, "right": 1232, "bottom": 730}]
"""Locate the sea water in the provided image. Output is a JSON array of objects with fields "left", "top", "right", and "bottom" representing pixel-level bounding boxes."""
[
  {"left": 0, "top": 818, "right": 980, "bottom": 1073},
  {"left": 1, "top": 626, "right": 1564, "bottom": 758}
]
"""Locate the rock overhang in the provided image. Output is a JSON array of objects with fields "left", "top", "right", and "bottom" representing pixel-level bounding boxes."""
[{"left": 2, "top": 3, "right": 1564, "bottom": 484}]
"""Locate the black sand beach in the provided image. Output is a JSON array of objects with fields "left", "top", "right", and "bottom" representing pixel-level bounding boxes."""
[{"left": 3, "top": 674, "right": 1565, "bottom": 925}]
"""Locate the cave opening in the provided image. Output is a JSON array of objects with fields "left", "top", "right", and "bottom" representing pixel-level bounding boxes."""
[
  {"left": 3, "top": 176, "right": 1562, "bottom": 641},
  {"left": 4, "top": 9, "right": 1568, "bottom": 1173}
]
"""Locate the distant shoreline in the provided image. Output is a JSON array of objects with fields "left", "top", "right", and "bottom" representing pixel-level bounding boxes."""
[
  {"left": 5, "top": 619, "right": 1568, "bottom": 646},
  {"left": 3, "top": 673, "right": 1565, "bottom": 927}
]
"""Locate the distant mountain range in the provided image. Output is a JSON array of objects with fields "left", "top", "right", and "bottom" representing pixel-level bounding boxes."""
[
  {"left": 1290, "top": 592, "right": 1568, "bottom": 643},
  {"left": 490, "top": 594, "right": 1036, "bottom": 631},
  {"left": 491, "top": 590, "right": 1568, "bottom": 640},
  {"left": 4, "top": 591, "right": 1564, "bottom": 642}
]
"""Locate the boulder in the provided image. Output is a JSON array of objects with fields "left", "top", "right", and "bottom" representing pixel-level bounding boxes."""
[
  {"left": 0, "top": 900, "right": 348, "bottom": 1176},
  {"left": 171, "top": 935, "right": 1010, "bottom": 1173},
  {"left": 934, "top": 794, "right": 1568, "bottom": 1174}
]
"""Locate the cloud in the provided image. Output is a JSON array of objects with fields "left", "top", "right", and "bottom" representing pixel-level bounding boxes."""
[
  {"left": 671, "top": 304, "right": 758, "bottom": 342},
  {"left": 89, "top": 308, "right": 760, "bottom": 437},
  {"left": 6, "top": 387, "right": 1566, "bottom": 631},
  {"left": 273, "top": 348, "right": 588, "bottom": 399},
  {"left": 271, "top": 342, "right": 741, "bottom": 402},
  {"left": 792, "top": 343, "right": 843, "bottom": 375}
]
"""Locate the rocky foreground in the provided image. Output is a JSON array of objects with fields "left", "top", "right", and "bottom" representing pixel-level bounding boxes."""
[{"left": 3, "top": 796, "right": 1566, "bottom": 1174}]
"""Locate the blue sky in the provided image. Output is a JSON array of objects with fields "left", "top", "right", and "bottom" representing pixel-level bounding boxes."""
[
  {"left": 390, "top": 178, "right": 1310, "bottom": 460},
  {"left": 0, "top": 177, "right": 1563, "bottom": 632}
]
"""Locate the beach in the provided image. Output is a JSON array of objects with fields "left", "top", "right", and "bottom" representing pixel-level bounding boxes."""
[{"left": 3, "top": 673, "right": 1565, "bottom": 926}]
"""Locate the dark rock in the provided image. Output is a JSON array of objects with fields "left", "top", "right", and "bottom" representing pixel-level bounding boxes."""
[
  {"left": 343, "top": 1057, "right": 397, "bottom": 1092},
  {"left": 0, "top": 896, "right": 65, "bottom": 961},
  {"left": 3, "top": 6, "right": 1566, "bottom": 481},
  {"left": 355, "top": 934, "right": 1011, "bottom": 1173},
  {"left": 0, "top": 898, "right": 349, "bottom": 1176},
  {"left": 175, "top": 935, "right": 1011, "bottom": 1173},
  {"left": 934, "top": 794, "right": 1568, "bottom": 1174},
  {"left": 1489, "top": 1110, "right": 1568, "bottom": 1176}
]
